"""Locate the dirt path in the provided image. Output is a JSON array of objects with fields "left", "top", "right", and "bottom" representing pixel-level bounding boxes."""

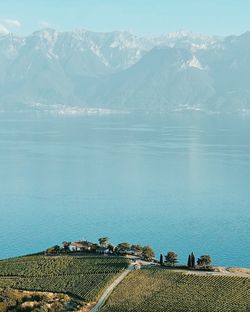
[
  {"left": 160, "top": 266, "right": 250, "bottom": 278},
  {"left": 183, "top": 269, "right": 250, "bottom": 278},
  {"left": 90, "top": 264, "right": 134, "bottom": 312}
]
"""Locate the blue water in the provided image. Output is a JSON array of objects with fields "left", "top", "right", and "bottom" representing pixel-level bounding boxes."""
[{"left": 0, "top": 113, "right": 249, "bottom": 267}]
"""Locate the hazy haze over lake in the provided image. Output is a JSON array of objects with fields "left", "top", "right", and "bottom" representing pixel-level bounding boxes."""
[{"left": 0, "top": 113, "right": 249, "bottom": 267}]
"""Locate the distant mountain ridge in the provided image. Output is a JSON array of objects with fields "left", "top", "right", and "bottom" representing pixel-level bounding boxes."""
[{"left": 0, "top": 28, "right": 250, "bottom": 114}]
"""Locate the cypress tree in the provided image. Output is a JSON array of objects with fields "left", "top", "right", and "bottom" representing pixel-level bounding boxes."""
[
  {"left": 187, "top": 254, "right": 191, "bottom": 267},
  {"left": 160, "top": 254, "right": 164, "bottom": 266},
  {"left": 191, "top": 252, "right": 195, "bottom": 268}
]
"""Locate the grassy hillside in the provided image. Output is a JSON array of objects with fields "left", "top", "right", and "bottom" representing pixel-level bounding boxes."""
[
  {"left": 0, "top": 255, "right": 129, "bottom": 302},
  {"left": 101, "top": 268, "right": 250, "bottom": 312}
]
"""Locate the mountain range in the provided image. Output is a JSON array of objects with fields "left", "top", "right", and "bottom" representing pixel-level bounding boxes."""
[{"left": 0, "top": 28, "right": 250, "bottom": 114}]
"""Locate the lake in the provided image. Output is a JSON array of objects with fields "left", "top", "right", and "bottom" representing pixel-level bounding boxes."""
[{"left": 0, "top": 113, "right": 249, "bottom": 267}]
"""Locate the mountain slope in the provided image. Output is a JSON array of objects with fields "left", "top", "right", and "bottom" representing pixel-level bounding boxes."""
[
  {"left": 0, "top": 29, "right": 250, "bottom": 113},
  {"left": 83, "top": 47, "right": 215, "bottom": 112}
]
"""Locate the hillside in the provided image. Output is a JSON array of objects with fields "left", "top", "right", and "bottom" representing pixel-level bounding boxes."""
[
  {"left": 100, "top": 268, "right": 250, "bottom": 312},
  {"left": 0, "top": 255, "right": 129, "bottom": 311},
  {"left": 0, "top": 254, "right": 249, "bottom": 311}
]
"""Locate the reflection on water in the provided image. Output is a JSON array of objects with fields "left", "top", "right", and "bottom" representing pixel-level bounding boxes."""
[{"left": 0, "top": 113, "right": 249, "bottom": 267}]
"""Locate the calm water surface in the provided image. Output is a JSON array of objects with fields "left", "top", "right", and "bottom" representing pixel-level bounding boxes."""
[{"left": 0, "top": 113, "right": 249, "bottom": 267}]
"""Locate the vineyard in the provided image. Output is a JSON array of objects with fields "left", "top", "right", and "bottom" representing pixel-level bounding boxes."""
[
  {"left": 101, "top": 268, "right": 250, "bottom": 312},
  {"left": 0, "top": 255, "right": 129, "bottom": 301}
]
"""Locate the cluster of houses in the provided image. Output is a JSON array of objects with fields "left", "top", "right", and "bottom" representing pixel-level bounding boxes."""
[
  {"left": 65, "top": 241, "right": 109, "bottom": 254},
  {"left": 46, "top": 239, "right": 212, "bottom": 269},
  {"left": 57, "top": 240, "right": 143, "bottom": 257}
]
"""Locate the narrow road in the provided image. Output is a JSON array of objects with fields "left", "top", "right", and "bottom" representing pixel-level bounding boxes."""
[
  {"left": 160, "top": 267, "right": 250, "bottom": 278},
  {"left": 183, "top": 270, "right": 250, "bottom": 278},
  {"left": 90, "top": 264, "right": 134, "bottom": 312}
]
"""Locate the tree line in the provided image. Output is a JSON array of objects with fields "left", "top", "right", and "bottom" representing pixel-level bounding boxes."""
[
  {"left": 46, "top": 236, "right": 212, "bottom": 269},
  {"left": 160, "top": 251, "right": 212, "bottom": 269}
]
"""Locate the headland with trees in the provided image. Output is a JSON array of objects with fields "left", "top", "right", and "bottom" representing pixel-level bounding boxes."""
[{"left": 46, "top": 236, "right": 213, "bottom": 271}]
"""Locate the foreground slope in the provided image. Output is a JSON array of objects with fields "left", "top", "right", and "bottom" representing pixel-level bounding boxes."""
[
  {"left": 101, "top": 268, "right": 250, "bottom": 312},
  {"left": 0, "top": 288, "right": 82, "bottom": 311},
  {"left": 0, "top": 255, "right": 129, "bottom": 302}
]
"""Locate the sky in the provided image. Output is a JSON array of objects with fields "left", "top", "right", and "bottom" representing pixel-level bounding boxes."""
[{"left": 1, "top": 0, "right": 250, "bottom": 37}]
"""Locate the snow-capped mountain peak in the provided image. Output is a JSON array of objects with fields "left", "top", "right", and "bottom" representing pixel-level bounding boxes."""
[{"left": 188, "top": 55, "right": 204, "bottom": 70}]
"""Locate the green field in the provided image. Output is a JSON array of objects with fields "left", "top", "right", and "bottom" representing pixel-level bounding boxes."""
[
  {"left": 0, "top": 255, "right": 129, "bottom": 302},
  {"left": 101, "top": 268, "right": 250, "bottom": 312}
]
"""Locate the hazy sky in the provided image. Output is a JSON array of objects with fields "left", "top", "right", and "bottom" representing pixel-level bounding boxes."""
[{"left": 1, "top": 0, "right": 250, "bottom": 36}]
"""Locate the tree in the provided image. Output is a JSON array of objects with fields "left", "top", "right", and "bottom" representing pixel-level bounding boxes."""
[
  {"left": 131, "top": 244, "right": 143, "bottom": 254},
  {"left": 98, "top": 237, "right": 109, "bottom": 247},
  {"left": 165, "top": 251, "right": 178, "bottom": 266},
  {"left": 191, "top": 252, "right": 196, "bottom": 268},
  {"left": 62, "top": 241, "right": 71, "bottom": 252},
  {"left": 117, "top": 242, "right": 131, "bottom": 250},
  {"left": 107, "top": 244, "right": 115, "bottom": 253},
  {"left": 54, "top": 245, "right": 61, "bottom": 252},
  {"left": 160, "top": 254, "right": 164, "bottom": 266},
  {"left": 187, "top": 254, "right": 191, "bottom": 268},
  {"left": 51, "top": 301, "right": 64, "bottom": 311},
  {"left": 142, "top": 246, "right": 155, "bottom": 260},
  {"left": 197, "top": 255, "right": 212, "bottom": 267},
  {"left": 46, "top": 245, "right": 61, "bottom": 254}
]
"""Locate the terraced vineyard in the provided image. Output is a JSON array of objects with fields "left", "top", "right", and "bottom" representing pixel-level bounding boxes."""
[
  {"left": 0, "top": 255, "right": 129, "bottom": 301},
  {"left": 101, "top": 268, "right": 250, "bottom": 312}
]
